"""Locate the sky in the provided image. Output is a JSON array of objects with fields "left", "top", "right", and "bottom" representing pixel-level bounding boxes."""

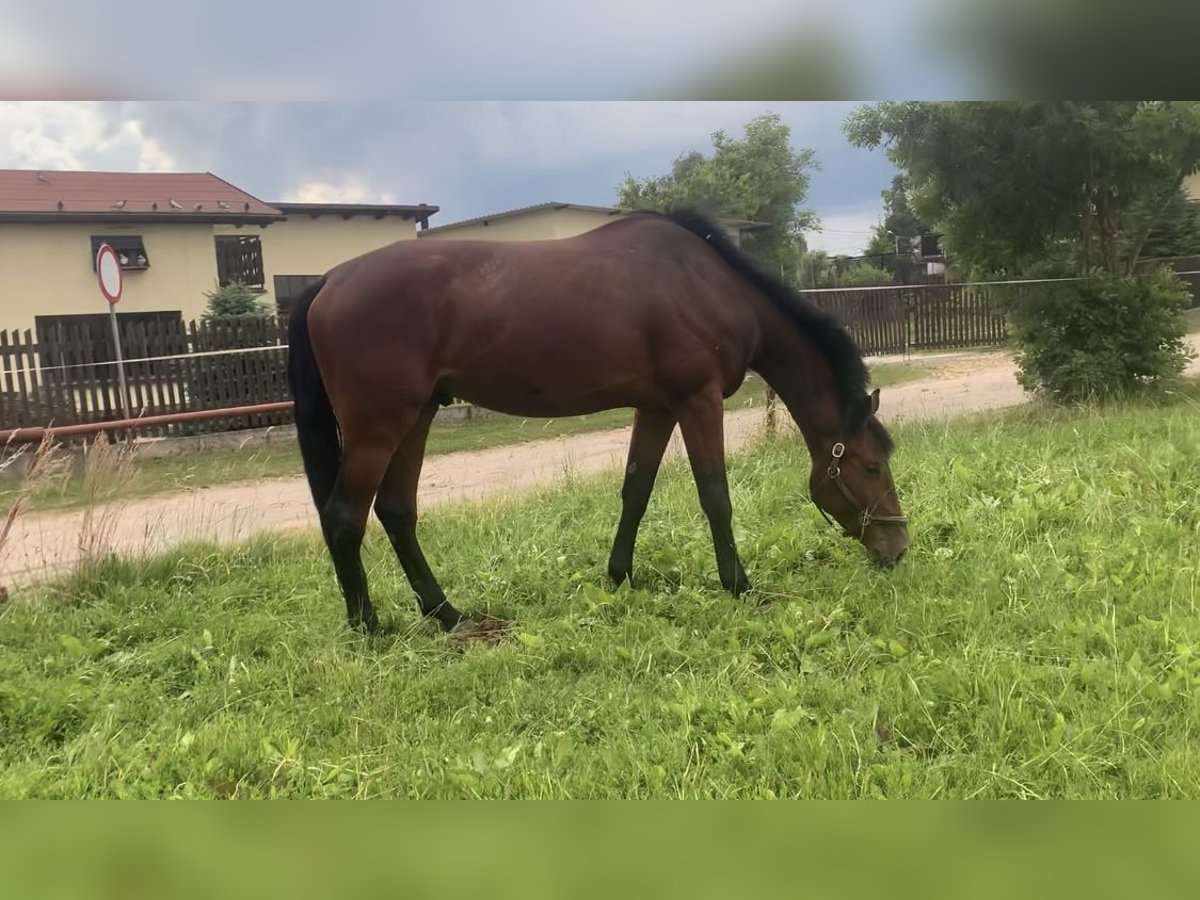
[{"left": 0, "top": 101, "right": 898, "bottom": 255}]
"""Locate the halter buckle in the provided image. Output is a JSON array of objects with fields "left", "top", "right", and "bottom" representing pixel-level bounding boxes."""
[{"left": 828, "top": 442, "right": 845, "bottom": 477}]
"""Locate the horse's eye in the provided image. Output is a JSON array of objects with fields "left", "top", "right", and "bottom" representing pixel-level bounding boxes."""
[{"left": 865, "top": 463, "right": 882, "bottom": 476}]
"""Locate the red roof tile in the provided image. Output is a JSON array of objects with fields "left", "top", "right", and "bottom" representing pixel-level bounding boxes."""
[{"left": 0, "top": 169, "right": 284, "bottom": 223}]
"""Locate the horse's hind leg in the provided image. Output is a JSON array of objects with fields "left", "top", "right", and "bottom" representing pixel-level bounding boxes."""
[
  {"left": 321, "top": 434, "right": 398, "bottom": 633},
  {"left": 373, "top": 400, "right": 466, "bottom": 632},
  {"left": 674, "top": 385, "right": 751, "bottom": 596},
  {"left": 608, "top": 408, "right": 676, "bottom": 586}
]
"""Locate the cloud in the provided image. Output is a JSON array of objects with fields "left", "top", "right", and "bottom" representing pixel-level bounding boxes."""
[
  {"left": 0, "top": 102, "right": 177, "bottom": 172},
  {"left": 0, "top": 100, "right": 892, "bottom": 235},
  {"left": 286, "top": 177, "right": 401, "bottom": 205},
  {"left": 438, "top": 102, "right": 778, "bottom": 170},
  {"left": 108, "top": 100, "right": 876, "bottom": 207},
  {"left": 803, "top": 205, "right": 883, "bottom": 255}
]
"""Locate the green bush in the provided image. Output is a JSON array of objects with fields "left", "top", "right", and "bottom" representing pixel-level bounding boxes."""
[
  {"left": 1005, "top": 268, "right": 1194, "bottom": 403},
  {"left": 832, "top": 263, "right": 895, "bottom": 287},
  {"left": 202, "top": 282, "right": 270, "bottom": 320}
]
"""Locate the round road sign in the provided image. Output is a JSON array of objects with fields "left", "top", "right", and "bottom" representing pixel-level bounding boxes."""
[{"left": 96, "top": 243, "right": 123, "bottom": 305}]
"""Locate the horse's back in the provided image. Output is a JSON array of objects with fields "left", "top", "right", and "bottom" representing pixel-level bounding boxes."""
[{"left": 307, "top": 217, "right": 759, "bottom": 416}]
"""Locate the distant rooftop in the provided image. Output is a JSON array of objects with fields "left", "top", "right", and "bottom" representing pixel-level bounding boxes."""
[
  {"left": 0, "top": 169, "right": 441, "bottom": 228},
  {"left": 0, "top": 169, "right": 283, "bottom": 224},
  {"left": 271, "top": 201, "right": 439, "bottom": 228}
]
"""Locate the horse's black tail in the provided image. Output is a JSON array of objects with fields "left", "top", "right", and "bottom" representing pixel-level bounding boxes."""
[{"left": 286, "top": 277, "right": 340, "bottom": 514}]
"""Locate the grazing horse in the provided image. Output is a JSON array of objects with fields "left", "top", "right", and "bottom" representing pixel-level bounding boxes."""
[{"left": 287, "top": 209, "right": 909, "bottom": 635}]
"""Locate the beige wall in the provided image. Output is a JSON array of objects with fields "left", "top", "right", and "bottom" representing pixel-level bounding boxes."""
[
  {"left": 215, "top": 215, "right": 419, "bottom": 309},
  {"left": 0, "top": 221, "right": 219, "bottom": 335},
  {"left": 419, "top": 207, "right": 626, "bottom": 242},
  {"left": 0, "top": 214, "right": 423, "bottom": 335},
  {"left": 1185, "top": 171, "right": 1200, "bottom": 202},
  {"left": 420, "top": 206, "right": 745, "bottom": 246}
]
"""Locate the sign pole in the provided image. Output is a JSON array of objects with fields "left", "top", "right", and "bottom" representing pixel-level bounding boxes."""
[
  {"left": 95, "top": 243, "right": 131, "bottom": 423},
  {"left": 107, "top": 301, "right": 131, "bottom": 421}
]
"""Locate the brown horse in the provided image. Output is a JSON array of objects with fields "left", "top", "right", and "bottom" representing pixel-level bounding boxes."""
[{"left": 287, "top": 209, "right": 909, "bottom": 635}]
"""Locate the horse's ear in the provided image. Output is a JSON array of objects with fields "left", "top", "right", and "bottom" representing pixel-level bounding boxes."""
[{"left": 869, "top": 388, "right": 880, "bottom": 414}]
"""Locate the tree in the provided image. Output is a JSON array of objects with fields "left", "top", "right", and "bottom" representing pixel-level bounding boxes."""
[
  {"left": 863, "top": 173, "right": 930, "bottom": 259},
  {"left": 618, "top": 112, "right": 818, "bottom": 284},
  {"left": 1134, "top": 188, "right": 1200, "bottom": 260},
  {"left": 793, "top": 250, "right": 894, "bottom": 288},
  {"left": 795, "top": 248, "right": 836, "bottom": 288},
  {"left": 844, "top": 101, "right": 1200, "bottom": 279},
  {"left": 202, "top": 282, "right": 270, "bottom": 320},
  {"left": 844, "top": 101, "right": 1200, "bottom": 401}
]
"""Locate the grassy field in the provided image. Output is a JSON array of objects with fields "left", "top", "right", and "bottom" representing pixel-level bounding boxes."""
[
  {"left": 1, "top": 380, "right": 1198, "bottom": 798},
  {"left": 0, "top": 362, "right": 926, "bottom": 514}
]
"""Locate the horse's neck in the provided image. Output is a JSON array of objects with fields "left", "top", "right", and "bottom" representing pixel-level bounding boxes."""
[{"left": 750, "top": 311, "right": 842, "bottom": 451}]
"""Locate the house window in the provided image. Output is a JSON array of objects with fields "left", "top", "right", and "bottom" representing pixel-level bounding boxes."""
[
  {"left": 35, "top": 311, "right": 185, "bottom": 387},
  {"left": 90, "top": 235, "right": 149, "bottom": 270},
  {"left": 273, "top": 274, "right": 322, "bottom": 318},
  {"left": 215, "top": 235, "right": 265, "bottom": 288}
]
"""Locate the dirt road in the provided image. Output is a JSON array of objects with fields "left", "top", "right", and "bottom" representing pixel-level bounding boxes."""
[{"left": 3, "top": 344, "right": 1195, "bottom": 589}]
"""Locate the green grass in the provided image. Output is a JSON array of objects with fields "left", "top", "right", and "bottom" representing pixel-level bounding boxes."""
[
  {"left": 0, "top": 362, "right": 928, "bottom": 514},
  {"left": 2, "top": 381, "right": 1198, "bottom": 798}
]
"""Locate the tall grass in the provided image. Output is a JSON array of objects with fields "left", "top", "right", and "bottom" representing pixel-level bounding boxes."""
[
  {"left": 0, "top": 434, "right": 71, "bottom": 598},
  {"left": 2, "top": 385, "right": 1197, "bottom": 798},
  {"left": 0, "top": 434, "right": 137, "bottom": 586}
]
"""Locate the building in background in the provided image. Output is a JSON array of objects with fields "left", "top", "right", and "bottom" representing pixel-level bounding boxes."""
[
  {"left": 1185, "top": 171, "right": 1200, "bottom": 202},
  {"left": 0, "top": 168, "right": 438, "bottom": 337},
  {"left": 419, "top": 201, "right": 768, "bottom": 246}
]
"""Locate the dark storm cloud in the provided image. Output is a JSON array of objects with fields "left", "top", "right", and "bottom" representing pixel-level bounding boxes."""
[
  {"left": 112, "top": 102, "right": 894, "bottom": 228},
  {"left": 0, "top": 101, "right": 896, "bottom": 251}
]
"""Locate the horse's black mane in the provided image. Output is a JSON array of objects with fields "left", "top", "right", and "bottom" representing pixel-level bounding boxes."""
[{"left": 632, "top": 207, "right": 891, "bottom": 452}]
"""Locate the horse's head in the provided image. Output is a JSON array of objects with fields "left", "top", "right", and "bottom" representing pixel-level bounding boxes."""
[{"left": 809, "top": 388, "right": 909, "bottom": 569}]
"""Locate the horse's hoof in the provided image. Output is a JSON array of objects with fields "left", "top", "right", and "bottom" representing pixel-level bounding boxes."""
[
  {"left": 351, "top": 616, "right": 382, "bottom": 635},
  {"left": 448, "top": 616, "right": 512, "bottom": 645}
]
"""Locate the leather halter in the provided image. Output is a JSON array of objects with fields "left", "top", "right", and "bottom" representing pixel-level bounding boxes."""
[{"left": 814, "top": 441, "right": 908, "bottom": 536}]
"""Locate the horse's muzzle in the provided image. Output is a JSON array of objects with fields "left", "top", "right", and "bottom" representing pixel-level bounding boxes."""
[{"left": 869, "top": 543, "right": 909, "bottom": 570}]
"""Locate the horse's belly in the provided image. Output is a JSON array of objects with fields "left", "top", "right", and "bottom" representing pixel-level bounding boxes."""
[
  {"left": 435, "top": 303, "right": 742, "bottom": 417},
  {"left": 441, "top": 370, "right": 652, "bottom": 418}
]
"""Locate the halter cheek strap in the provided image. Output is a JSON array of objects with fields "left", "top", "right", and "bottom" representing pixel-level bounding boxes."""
[{"left": 814, "top": 441, "right": 908, "bottom": 536}]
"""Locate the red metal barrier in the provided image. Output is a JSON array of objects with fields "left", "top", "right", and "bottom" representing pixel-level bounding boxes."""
[{"left": 0, "top": 401, "right": 295, "bottom": 446}]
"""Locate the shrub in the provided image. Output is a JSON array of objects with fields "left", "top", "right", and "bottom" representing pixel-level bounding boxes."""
[
  {"left": 1004, "top": 267, "right": 1194, "bottom": 403},
  {"left": 832, "top": 263, "right": 895, "bottom": 287},
  {"left": 202, "top": 282, "right": 270, "bottom": 320}
]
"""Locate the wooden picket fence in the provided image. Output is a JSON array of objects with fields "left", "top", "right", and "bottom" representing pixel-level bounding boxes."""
[
  {"left": 802, "top": 261, "right": 1200, "bottom": 357},
  {"left": 6, "top": 270, "right": 1190, "bottom": 444},
  {"left": 0, "top": 316, "right": 293, "bottom": 437},
  {"left": 1, "top": 285, "right": 1018, "bottom": 441},
  {"left": 801, "top": 282, "right": 1017, "bottom": 356}
]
